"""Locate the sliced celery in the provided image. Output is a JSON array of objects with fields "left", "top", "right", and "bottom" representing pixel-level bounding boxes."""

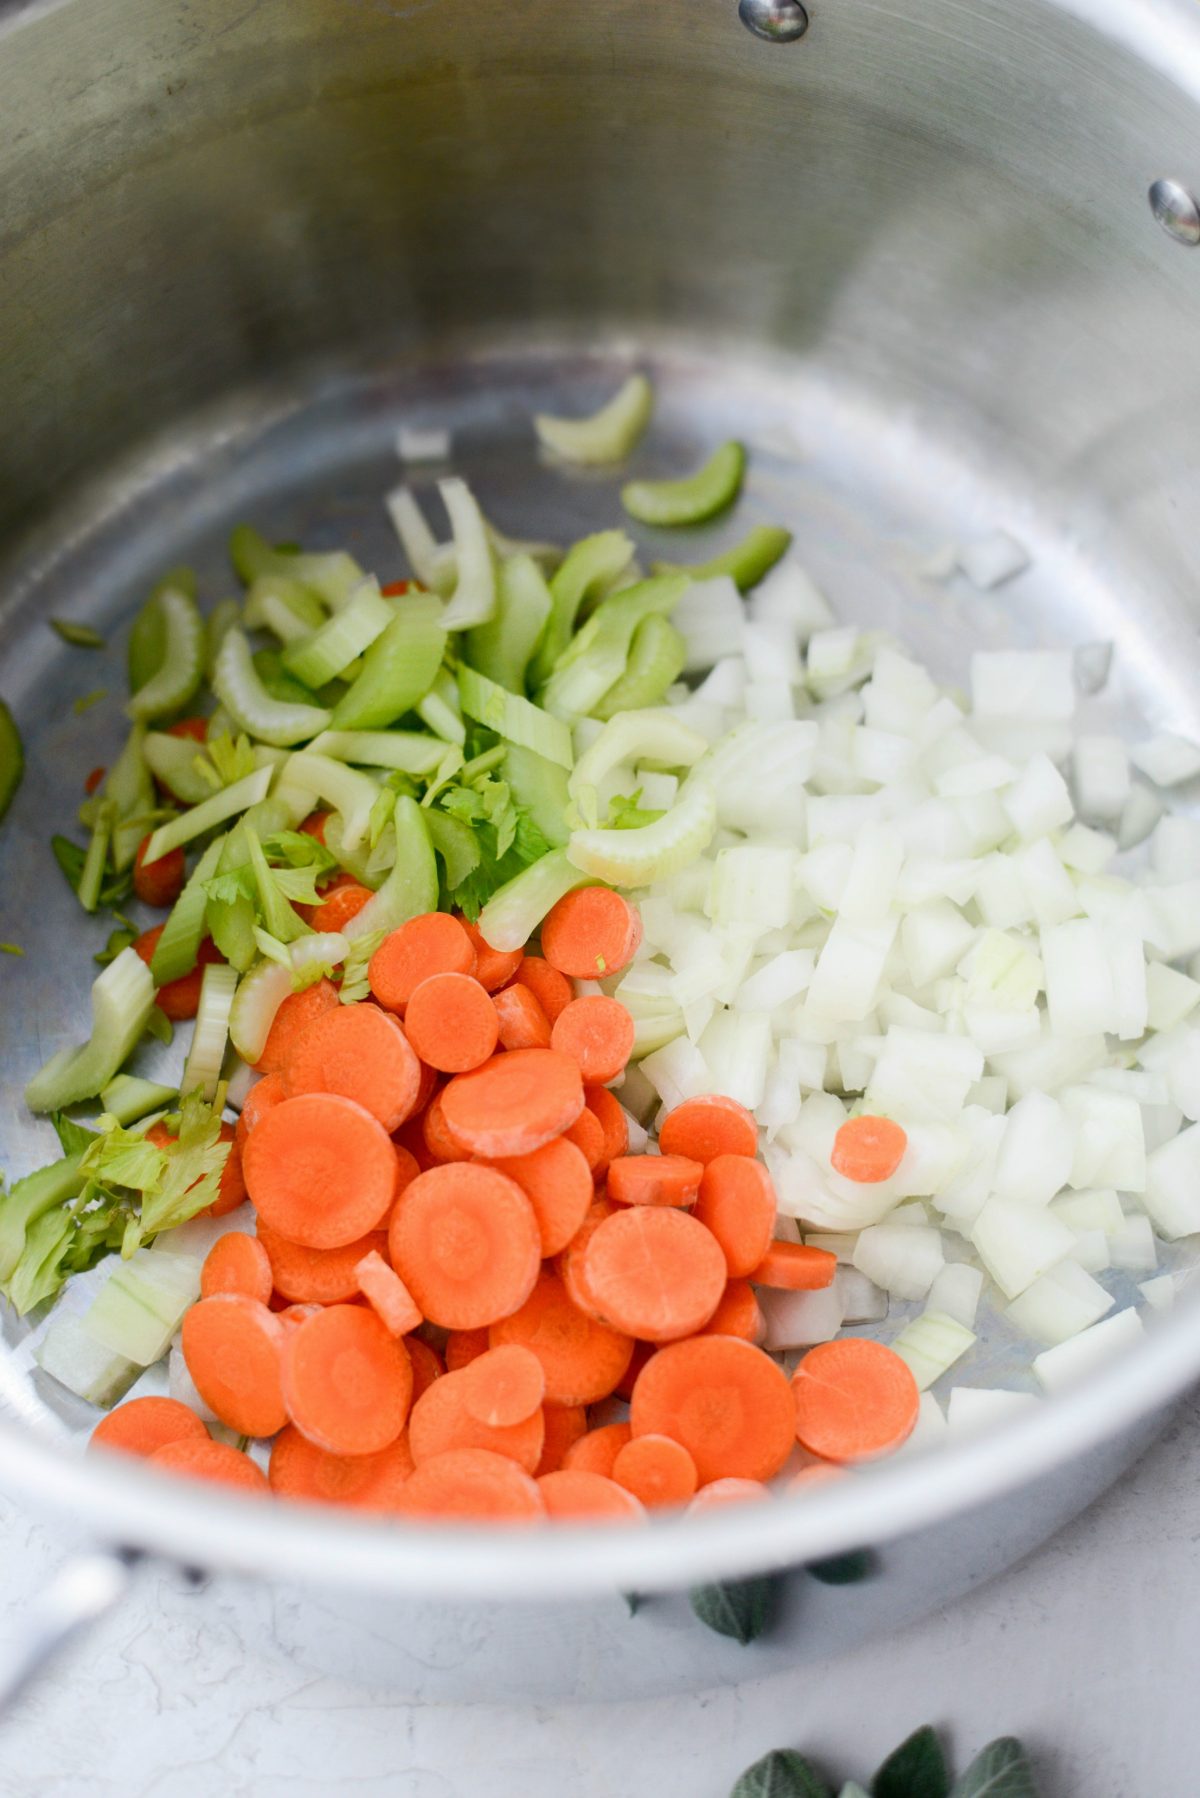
[
  {"left": 535, "top": 373, "right": 653, "bottom": 466},
  {"left": 540, "top": 574, "right": 687, "bottom": 719},
  {"left": 205, "top": 596, "right": 240, "bottom": 678},
  {"left": 127, "top": 566, "right": 196, "bottom": 695},
  {"left": 416, "top": 669, "right": 467, "bottom": 746},
  {"left": 282, "top": 579, "right": 394, "bottom": 688},
  {"left": 569, "top": 711, "right": 709, "bottom": 827},
  {"left": 85, "top": 1248, "right": 201, "bottom": 1366},
  {"left": 213, "top": 628, "right": 331, "bottom": 747},
  {"left": 344, "top": 797, "right": 437, "bottom": 940},
  {"left": 504, "top": 743, "right": 571, "bottom": 847},
  {"left": 283, "top": 752, "right": 380, "bottom": 855},
  {"left": 307, "top": 729, "right": 448, "bottom": 777},
  {"left": 143, "top": 731, "right": 215, "bottom": 806},
  {"left": 330, "top": 596, "right": 446, "bottom": 730},
  {"left": 477, "top": 849, "right": 588, "bottom": 952},
  {"left": 107, "top": 724, "right": 156, "bottom": 871},
  {"left": 567, "top": 778, "right": 717, "bottom": 887},
  {"left": 150, "top": 836, "right": 226, "bottom": 985},
  {"left": 426, "top": 808, "right": 482, "bottom": 891},
  {"left": 242, "top": 572, "right": 325, "bottom": 644},
  {"left": 78, "top": 800, "right": 115, "bottom": 914},
  {"left": 36, "top": 1314, "right": 139, "bottom": 1408},
  {"left": 323, "top": 813, "right": 383, "bottom": 888},
  {"left": 126, "top": 587, "right": 206, "bottom": 723},
  {"left": 653, "top": 523, "right": 792, "bottom": 591},
  {"left": 25, "top": 950, "right": 156, "bottom": 1113},
  {"left": 100, "top": 1075, "right": 179, "bottom": 1125},
  {"left": 594, "top": 615, "right": 687, "bottom": 719},
  {"left": 466, "top": 554, "right": 553, "bottom": 693},
  {"left": 0, "top": 1153, "right": 86, "bottom": 1283},
  {"left": 245, "top": 828, "right": 310, "bottom": 945},
  {"left": 228, "top": 957, "right": 293, "bottom": 1062},
  {"left": 458, "top": 665, "right": 573, "bottom": 770},
  {"left": 622, "top": 440, "right": 746, "bottom": 527},
  {"left": 0, "top": 699, "right": 23, "bottom": 823},
  {"left": 385, "top": 487, "right": 445, "bottom": 591},
  {"left": 140, "top": 764, "right": 272, "bottom": 867},
  {"left": 530, "top": 530, "right": 636, "bottom": 686},
  {"left": 181, "top": 962, "right": 239, "bottom": 1099},
  {"left": 229, "top": 525, "right": 364, "bottom": 611},
  {"left": 439, "top": 479, "right": 497, "bottom": 629}
]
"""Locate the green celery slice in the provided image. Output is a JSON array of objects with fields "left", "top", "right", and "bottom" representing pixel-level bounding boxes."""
[
  {"left": 127, "top": 566, "right": 197, "bottom": 695},
  {"left": 78, "top": 800, "right": 115, "bottom": 914},
  {"left": 653, "top": 523, "right": 792, "bottom": 591},
  {"left": 0, "top": 698, "right": 22, "bottom": 823},
  {"left": 530, "top": 531, "right": 635, "bottom": 686},
  {"left": 439, "top": 479, "right": 497, "bottom": 630},
  {"left": 535, "top": 373, "right": 653, "bottom": 466},
  {"left": 141, "top": 764, "right": 272, "bottom": 867},
  {"left": 85, "top": 1249, "right": 200, "bottom": 1365},
  {"left": 594, "top": 614, "right": 687, "bottom": 720},
  {"left": 205, "top": 825, "right": 259, "bottom": 971},
  {"left": 228, "top": 957, "right": 293, "bottom": 1063},
  {"left": 282, "top": 579, "right": 394, "bottom": 688},
  {"left": 307, "top": 729, "right": 448, "bottom": 777},
  {"left": 344, "top": 797, "right": 437, "bottom": 940},
  {"left": 503, "top": 743, "right": 571, "bottom": 847},
  {"left": 569, "top": 711, "right": 709, "bottom": 828},
  {"left": 426, "top": 809, "right": 482, "bottom": 893},
  {"left": 458, "top": 665, "right": 573, "bottom": 770},
  {"left": 416, "top": 669, "right": 466, "bottom": 746},
  {"left": 181, "top": 962, "right": 239, "bottom": 1099},
  {"left": 466, "top": 554, "right": 553, "bottom": 693},
  {"left": 150, "top": 835, "right": 226, "bottom": 985},
  {"left": 540, "top": 574, "right": 688, "bottom": 719},
  {"left": 99, "top": 1075, "right": 179, "bottom": 1125},
  {"left": 242, "top": 573, "right": 325, "bottom": 643},
  {"left": 36, "top": 1314, "right": 139, "bottom": 1408},
  {"left": 567, "top": 778, "right": 716, "bottom": 887},
  {"left": 0, "top": 1153, "right": 86, "bottom": 1283},
  {"left": 126, "top": 587, "right": 206, "bottom": 723},
  {"left": 229, "top": 525, "right": 364, "bottom": 611},
  {"left": 205, "top": 597, "right": 240, "bottom": 678},
  {"left": 106, "top": 724, "right": 156, "bottom": 872},
  {"left": 622, "top": 440, "right": 746, "bottom": 527},
  {"left": 477, "top": 849, "right": 589, "bottom": 953},
  {"left": 143, "top": 731, "right": 216, "bottom": 806},
  {"left": 25, "top": 949, "right": 156, "bottom": 1113},
  {"left": 330, "top": 596, "right": 446, "bottom": 730},
  {"left": 283, "top": 753, "right": 380, "bottom": 855},
  {"left": 213, "top": 628, "right": 331, "bottom": 747}
]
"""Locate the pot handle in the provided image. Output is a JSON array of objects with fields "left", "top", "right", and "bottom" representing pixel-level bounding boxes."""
[{"left": 0, "top": 1547, "right": 139, "bottom": 1716}]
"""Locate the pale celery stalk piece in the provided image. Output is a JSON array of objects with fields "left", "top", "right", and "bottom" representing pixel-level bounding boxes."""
[
  {"left": 100, "top": 1075, "right": 179, "bottom": 1125},
  {"left": 415, "top": 668, "right": 467, "bottom": 745},
  {"left": 181, "top": 962, "right": 240, "bottom": 1100},
  {"left": 36, "top": 1315, "right": 139, "bottom": 1408},
  {"left": 282, "top": 577, "right": 394, "bottom": 688},
  {"left": 107, "top": 722, "right": 156, "bottom": 872},
  {"left": 242, "top": 573, "right": 325, "bottom": 642},
  {"left": 228, "top": 958, "right": 294, "bottom": 1063},
  {"left": 343, "top": 797, "right": 438, "bottom": 940},
  {"left": 84, "top": 1249, "right": 201, "bottom": 1366},
  {"left": 653, "top": 523, "right": 793, "bottom": 592},
  {"left": 569, "top": 711, "right": 709, "bottom": 828},
  {"left": 78, "top": 799, "right": 115, "bottom": 914},
  {"left": 477, "top": 849, "right": 590, "bottom": 952},
  {"left": 140, "top": 764, "right": 272, "bottom": 867},
  {"left": 283, "top": 751, "right": 380, "bottom": 854},
  {"left": 622, "top": 440, "right": 746, "bottom": 527},
  {"left": 149, "top": 836, "right": 227, "bottom": 985},
  {"left": 531, "top": 530, "right": 636, "bottom": 686},
  {"left": 212, "top": 627, "right": 332, "bottom": 747},
  {"left": 126, "top": 586, "right": 206, "bottom": 722},
  {"left": 534, "top": 373, "right": 653, "bottom": 466},
  {"left": 466, "top": 554, "right": 554, "bottom": 694},
  {"left": 504, "top": 743, "right": 571, "bottom": 847},
  {"left": 385, "top": 486, "right": 445, "bottom": 590},
  {"left": 307, "top": 730, "right": 448, "bottom": 776},
  {"left": 143, "top": 731, "right": 216, "bottom": 806},
  {"left": 594, "top": 614, "right": 687, "bottom": 720},
  {"left": 204, "top": 597, "right": 241, "bottom": 678},
  {"left": 228, "top": 526, "right": 364, "bottom": 611},
  {"left": 567, "top": 778, "right": 717, "bottom": 887},
  {"left": 540, "top": 573, "right": 688, "bottom": 720},
  {"left": 438, "top": 478, "right": 497, "bottom": 629},
  {"left": 25, "top": 949, "right": 156, "bottom": 1113},
  {"left": 457, "top": 664, "right": 574, "bottom": 770}
]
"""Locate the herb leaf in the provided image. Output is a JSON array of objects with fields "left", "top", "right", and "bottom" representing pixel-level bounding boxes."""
[
  {"left": 0, "top": 942, "right": 24, "bottom": 956},
  {"left": 730, "top": 1749, "right": 831, "bottom": 1798},
  {"left": 689, "top": 1576, "right": 776, "bottom": 1644},
  {"left": 606, "top": 788, "right": 665, "bottom": 831},
  {"left": 50, "top": 1112, "right": 98, "bottom": 1157},
  {"left": 873, "top": 1726, "right": 949, "bottom": 1798},
  {"left": 51, "top": 619, "right": 106, "bottom": 649},
  {"left": 807, "top": 1549, "right": 875, "bottom": 1586},
  {"left": 339, "top": 928, "right": 385, "bottom": 1006},
  {"left": 950, "top": 1739, "right": 1038, "bottom": 1798},
  {"left": 95, "top": 925, "right": 137, "bottom": 966},
  {"left": 51, "top": 834, "right": 133, "bottom": 909},
  {"left": 73, "top": 688, "right": 108, "bottom": 716}
]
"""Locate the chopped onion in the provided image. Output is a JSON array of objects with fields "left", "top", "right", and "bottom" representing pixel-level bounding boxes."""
[{"left": 1032, "top": 1307, "right": 1144, "bottom": 1392}]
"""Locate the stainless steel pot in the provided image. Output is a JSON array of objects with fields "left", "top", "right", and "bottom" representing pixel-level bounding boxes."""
[{"left": 2, "top": 0, "right": 1200, "bottom": 1703}]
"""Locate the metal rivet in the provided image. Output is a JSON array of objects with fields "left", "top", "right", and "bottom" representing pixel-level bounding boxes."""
[
  {"left": 1149, "top": 178, "right": 1200, "bottom": 246},
  {"left": 738, "top": 0, "right": 810, "bottom": 43}
]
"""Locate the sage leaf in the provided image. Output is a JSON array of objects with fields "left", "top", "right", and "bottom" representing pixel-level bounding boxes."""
[
  {"left": 690, "top": 1575, "right": 776, "bottom": 1643},
  {"left": 622, "top": 1591, "right": 642, "bottom": 1617},
  {"left": 730, "top": 1748, "right": 831, "bottom": 1798},
  {"left": 873, "top": 1725, "right": 950, "bottom": 1798},
  {"left": 807, "top": 1549, "right": 875, "bottom": 1586},
  {"left": 950, "top": 1738, "right": 1039, "bottom": 1798}
]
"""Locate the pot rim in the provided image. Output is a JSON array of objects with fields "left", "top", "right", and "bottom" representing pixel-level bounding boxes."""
[{"left": 1, "top": 1289, "right": 1196, "bottom": 1599}]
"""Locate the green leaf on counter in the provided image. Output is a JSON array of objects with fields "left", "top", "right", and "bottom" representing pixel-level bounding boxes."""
[
  {"left": 730, "top": 1749, "right": 831, "bottom": 1798},
  {"left": 689, "top": 1576, "right": 776, "bottom": 1644},
  {"left": 873, "top": 1726, "right": 949, "bottom": 1798},
  {"left": 950, "top": 1739, "right": 1038, "bottom": 1798}
]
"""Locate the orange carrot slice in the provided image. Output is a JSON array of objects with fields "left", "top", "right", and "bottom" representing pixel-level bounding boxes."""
[
  {"left": 181, "top": 1294, "right": 287, "bottom": 1437},
  {"left": 515, "top": 954, "right": 573, "bottom": 1025},
  {"left": 700, "top": 1279, "right": 765, "bottom": 1343},
  {"left": 750, "top": 1241, "right": 838, "bottom": 1291},
  {"left": 607, "top": 1154, "right": 703, "bottom": 1209},
  {"left": 388, "top": 1162, "right": 541, "bottom": 1329},
  {"left": 550, "top": 995, "right": 635, "bottom": 1085},
  {"left": 561, "top": 1421, "right": 631, "bottom": 1477},
  {"left": 658, "top": 1094, "right": 758, "bottom": 1164},
  {"left": 791, "top": 1338, "right": 919, "bottom": 1462},
  {"left": 460, "top": 1344, "right": 547, "bottom": 1429},
  {"left": 407, "top": 1336, "right": 445, "bottom": 1401},
  {"left": 440, "top": 1048, "right": 584, "bottom": 1158},
  {"left": 422, "top": 1091, "right": 473, "bottom": 1163},
  {"left": 830, "top": 1115, "right": 908, "bottom": 1183},
  {"left": 201, "top": 1232, "right": 273, "bottom": 1305},
  {"left": 535, "top": 1401, "right": 589, "bottom": 1476},
  {"left": 257, "top": 1224, "right": 389, "bottom": 1304},
  {"left": 693, "top": 1156, "right": 777, "bottom": 1277},
  {"left": 150, "top": 1439, "right": 268, "bottom": 1493},
  {"left": 397, "top": 1447, "right": 545, "bottom": 1521},
  {"left": 282, "top": 1304, "right": 413, "bottom": 1455},
  {"left": 310, "top": 882, "right": 374, "bottom": 934},
  {"left": 244, "top": 1094, "right": 398, "bottom": 1248},
  {"left": 254, "top": 979, "right": 340, "bottom": 1073},
  {"left": 582, "top": 1085, "right": 627, "bottom": 1177},
  {"left": 612, "top": 1433, "right": 698, "bottom": 1510},
  {"left": 689, "top": 1477, "right": 771, "bottom": 1512},
  {"left": 630, "top": 1335, "right": 796, "bottom": 1484},
  {"left": 492, "top": 1137, "right": 594, "bottom": 1257},
  {"left": 563, "top": 1105, "right": 606, "bottom": 1177},
  {"left": 89, "top": 1396, "right": 208, "bottom": 1460},
  {"left": 268, "top": 1423, "right": 413, "bottom": 1510},
  {"left": 282, "top": 1003, "right": 421, "bottom": 1133},
  {"left": 405, "top": 972, "right": 500, "bottom": 1072},
  {"left": 408, "top": 1366, "right": 544, "bottom": 1472},
  {"left": 444, "top": 1327, "right": 490, "bottom": 1372},
  {"left": 556, "top": 1197, "right": 619, "bottom": 1317},
  {"left": 540, "top": 888, "right": 642, "bottom": 979},
  {"left": 369, "top": 912, "right": 476, "bottom": 1013},
  {"left": 489, "top": 1270, "right": 634, "bottom": 1406},
  {"left": 538, "top": 1469, "right": 644, "bottom": 1521},
  {"left": 582, "top": 1207, "right": 726, "bottom": 1341},
  {"left": 459, "top": 917, "right": 523, "bottom": 992},
  {"left": 355, "top": 1248, "right": 422, "bottom": 1336},
  {"left": 493, "top": 982, "right": 552, "bottom": 1051}
]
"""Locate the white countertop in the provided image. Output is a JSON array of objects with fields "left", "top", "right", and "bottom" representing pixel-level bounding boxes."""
[{"left": 1, "top": 1393, "right": 1195, "bottom": 1798}]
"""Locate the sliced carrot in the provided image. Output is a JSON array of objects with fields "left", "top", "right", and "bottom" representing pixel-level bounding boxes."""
[
  {"left": 356, "top": 1248, "right": 422, "bottom": 1336},
  {"left": 701, "top": 1279, "right": 765, "bottom": 1344},
  {"left": 244, "top": 1093, "right": 398, "bottom": 1248},
  {"left": 255, "top": 978, "right": 340, "bottom": 1074},
  {"left": 556, "top": 1197, "right": 619, "bottom": 1316},
  {"left": 516, "top": 954, "right": 573, "bottom": 1026},
  {"left": 630, "top": 1334, "right": 796, "bottom": 1484},
  {"left": 538, "top": 1469, "right": 644, "bottom": 1521},
  {"left": 282, "top": 1303, "right": 413, "bottom": 1454},
  {"left": 397, "top": 1447, "right": 544, "bottom": 1521},
  {"left": 607, "top": 1154, "right": 703, "bottom": 1210},
  {"left": 459, "top": 916, "right": 523, "bottom": 992},
  {"left": 299, "top": 809, "right": 331, "bottom": 844},
  {"left": 150, "top": 1438, "right": 268, "bottom": 1494},
  {"left": 563, "top": 1105, "right": 606, "bottom": 1177},
  {"left": 460, "top": 1344, "right": 546, "bottom": 1428},
  {"left": 368, "top": 912, "right": 476, "bottom": 1013},
  {"left": 201, "top": 1232, "right": 273, "bottom": 1305},
  {"left": 561, "top": 1421, "right": 631, "bottom": 1477},
  {"left": 268, "top": 1423, "right": 413, "bottom": 1511},
  {"left": 84, "top": 765, "right": 107, "bottom": 796},
  {"left": 750, "top": 1241, "right": 838, "bottom": 1291},
  {"left": 133, "top": 928, "right": 225, "bottom": 1021},
  {"left": 412, "top": 1056, "right": 439, "bottom": 1115},
  {"left": 689, "top": 1477, "right": 770, "bottom": 1512},
  {"left": 612, "top": 1433, "right": 698, "bottom": 1510},
  {"left": 440, "top": 1048, "right": 584, "bottom": 1158},
  {"left": 658, "top": 1094, "right": 759, "bottom": 1165},
  {"left": 443, "top": 1327, "right": 489, "bottom": 1372},
  {"left": 134, "top": 833, "right": 185, "bottom": 908},
  {"left": 238, "top": 1070, "right": 288, "bottom": 1139},
  {"left": 196, "top": 1121, "right": 249, "bottom": 1219},
  {"left": 381, "top": 579, "right": 418, "bottom": 596},
  {"left": 615, "top": 1338, "right": 655, "bottom": 1402},
  {"left": 492, "top": 1137, "right": 593, "bottom": 1257},
  {"left": 89, "top": 1396, "right": 208, "bottom": 1460},
  {"left": 535, "top": 1401, "right": 588, "bottom": 1476},
  {"left": 388, "top": 1162, "right": 541, "bottom": 1329},
  {"left": 540, "top": 887, "right": 642, "bottom": 980},
  {"left": 407, "top": 1336, "right": 445, "bottom": 1400},
  {"left": 489, "top": 1270, "right": 633, "bottom": 1406},
  {"left": 393, "top": 1141, "right": 420, "bottom": 1207},
  {"left": 276, "top": 1303, "right": 323, "bottom": 1332},
  {"left": 791, "top": 1338, "right": 919, "bottom": 1462},
  {"left": 788, "top": 1464, "right": 844, "bottom": 1491},
  {"left": 582, "top": 1085, "right": 627, "bottom": 1177},
  {"left": 408, "top": 1366, "right": 544, "bottom": 1471},
  {"left": 492, "top": 982, "right": 552, "bottom": 1051},
  {"left": 421, "top": 1091, "right": 473, "bottom": 1163},
  {"left": 582, "top": 1207, "right": 726, "bottom": 1341},
  {"left": 282, "top": 1002, "right": 421, "bottom": 1134},
  {"left": 181, "top": 1294, "right": 288, "bottom": 1437},
  {"left": 550, "top": 995, "right": 635, "bottom": 1085},
  {"left": 830, "top": 1114, "right": 908, "bottom": 1183},
  {"left": 167, "top": 716, "right": 209, "bottom": 743},
  {"left": 693, "top": 1155, "right": 777, "bottom": 1278},
  {"left": 257, "top": 1224, "right": 389, "bottom": 1304},
  {"left": 311, "top": 881, "right": 374, "bottom": 934},
  {"left": 405, "top": 971, "right": 500, "bottom": 1073}
]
